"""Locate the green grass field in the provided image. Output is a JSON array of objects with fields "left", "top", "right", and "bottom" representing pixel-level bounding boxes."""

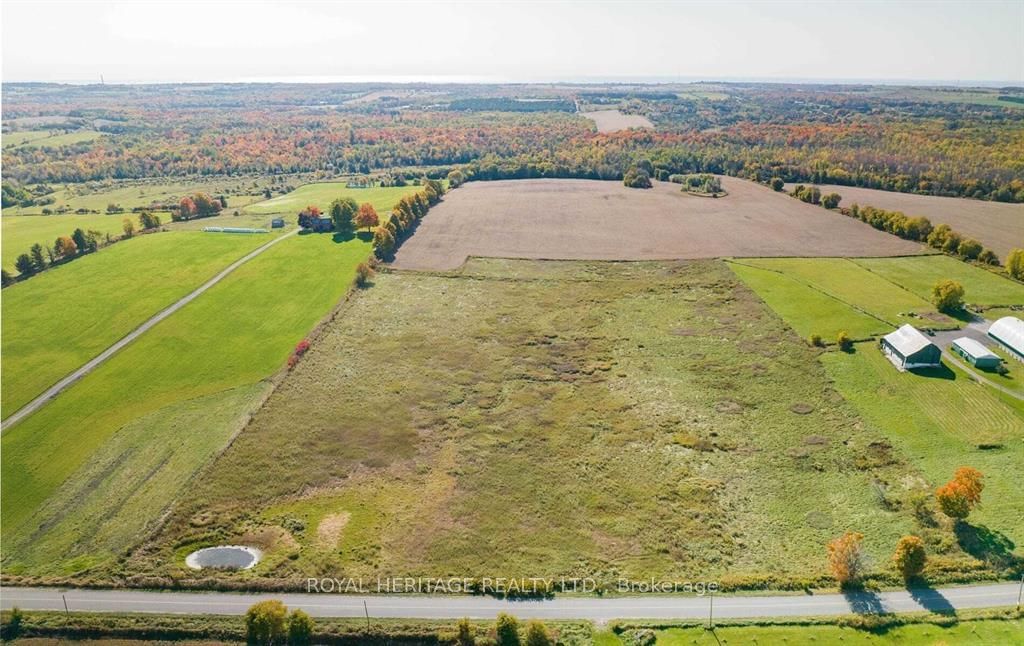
[
  {"left": 1, "top": 233, "right": 373, "bottom": 574},
  {"left": 2, "top": 214, "right": 132, "bottom": 271},
  {"left": 727, "top": 261, "right": 888, "bottom": 341},
  {"left": 243, "top": 182, "right": 422, "bottom": 215},
  {"left": 1, "top": 231, "right": 273, "bottom": 418},
  {"left": 734, "top": 257, "right": 956, "bottom": 330},
  {"left": 822, "top": 348, "right": 1024, "bottom": 560},
  {"left": 2, "top": 129, "right": 104, "bottom": 149},
  {"left": 142, "top": 258, "right": 929, "bottom": 587},
  {"left": 608, "top": 617, "right": 1024, "bottom": 645},
  {"left": 853, "top": 256, "right": 1024, "bottom": 308},
  {"left": 1, "top": 179, "right": 268, "bottom": 216}
]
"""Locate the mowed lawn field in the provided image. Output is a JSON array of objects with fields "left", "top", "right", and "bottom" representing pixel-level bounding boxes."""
[
  {"left": 853, "top": 255, "right": 1024, "bottom": 308},
  {"left": 1, "top": 231, "right": 274, "bottom": 418},
  {"left": 822, "top": 349, "right": 1024, "bottom": 566},
  {"left": 729, "top": 255, "right": 1024, "bottom": 342},
  {"left": 144, "top": 258, "right": 939, "bottom": 587},
  {"left": 2, "top": 129, "right": 104, "bottom": 149},
  {"left": 787, "top": 183, "right": 1024, "bottom": 259},
  {"left": 730, "top": 254, "right": 1023, "bottom": 575},
  {"left": 243, "top": 182, "right": 423, "bottom": 216},
  {"left": 1, "top": 233, "right": 373, "bottom": 575},
  {"left": 2, "top": 214, "right": 131, "bottom": 271},
  {"left": 392, "top": 178, "right": 922, "bottom": 271},
  {"left": 615, "top": 618, "right": 1024, "bottom": 645}
]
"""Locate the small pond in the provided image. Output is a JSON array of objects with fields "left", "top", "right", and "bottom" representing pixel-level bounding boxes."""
[{"left": 185, "top": 545, "right": 261, "bottom": 570}]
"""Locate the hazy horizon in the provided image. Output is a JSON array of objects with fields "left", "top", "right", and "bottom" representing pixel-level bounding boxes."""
[{"left": 3, "top": 1, "right": 1022, "bottom": 85}]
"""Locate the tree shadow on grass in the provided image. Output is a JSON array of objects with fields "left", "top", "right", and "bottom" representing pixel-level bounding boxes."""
[
  {"left": 332, "top": 231, "right": 356, "bottom": 244},
  {"left": 909, "top": 362, "right": 956, "bottom": 381},
  {"left": 842, "top": 587, "right": 887, "bottom": 615},
  {"left": 907, "top": 581, "right": 957, "bottom": 615},
  {"left": 954, "top": 522, "right": 1019, "bottom": 569},
  {"left": 355, "top": 230, "right": 374, "bottom": 242}
]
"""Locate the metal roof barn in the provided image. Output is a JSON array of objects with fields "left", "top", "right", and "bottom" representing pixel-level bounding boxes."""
[
  {"left": 951, "top": 337, "right": 1001, "bottom": 369},
  {"left": 880, "top": 324, "right": 941, "bottom": 371},
  {"left": 988, "top": 316, "right": 1024, "bottom": 361}
]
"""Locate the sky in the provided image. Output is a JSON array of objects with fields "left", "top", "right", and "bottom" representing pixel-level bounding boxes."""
[{"left": 2, "top": 1, "right": 1022, "bottom": 85}]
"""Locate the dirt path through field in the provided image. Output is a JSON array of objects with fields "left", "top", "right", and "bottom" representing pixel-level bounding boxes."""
[{"left": 0, "top": 228, "right": 299, "bottom": 431}]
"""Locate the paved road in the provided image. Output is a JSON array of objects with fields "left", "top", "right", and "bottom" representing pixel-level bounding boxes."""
[
  {"left": 0, "top": 228, "right": 299, "bottom": 432},
  {"left": 1, "top": 583, "right": 1019, "bottom": 620}
]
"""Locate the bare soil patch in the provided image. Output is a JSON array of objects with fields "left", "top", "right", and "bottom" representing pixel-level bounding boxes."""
[
  {"left": 393, "top": 178, "right": 924, "bottom": 270},
  {"left": 316, "top": 512, "right": 351, "bottom": 549},
  {"left": 581, "top": 109, "right": 654, "bottom": 132},
  {"left": 787, "top": 183, "right": 1024, "bottom": 258}
]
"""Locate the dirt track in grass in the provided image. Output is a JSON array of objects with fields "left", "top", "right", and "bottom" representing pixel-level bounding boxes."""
[
  {"left": 786, "top": 183, "right": 1024, "bottom": 258},
  {"left": 392, "top": 177, "right": 924, "bottom": 271}
]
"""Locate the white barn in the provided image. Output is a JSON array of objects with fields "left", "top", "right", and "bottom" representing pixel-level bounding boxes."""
[
  {"left": 880, "top": 324, "right": 942, "bottom": 371},
  {"left": 988, "top": 316, "right": 1024, "bottom": 361}
]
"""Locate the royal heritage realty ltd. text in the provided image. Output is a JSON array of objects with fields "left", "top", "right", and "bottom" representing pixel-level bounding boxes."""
[{"left": 306, "top": 577, "right": 720, "bottom": 595}]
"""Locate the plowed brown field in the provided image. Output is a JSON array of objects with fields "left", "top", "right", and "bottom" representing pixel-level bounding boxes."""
[
  {"left": 393, "top": 177, "right": 924, "bottom": 270},
  {"left": 786, "top": 183, "right": 1024, "bottom": 258}
]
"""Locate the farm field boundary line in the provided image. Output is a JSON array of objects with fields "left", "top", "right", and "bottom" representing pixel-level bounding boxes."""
[
  {"left": 849, "top": 256, "right": 1024, "bottom": 306},
  {"left": 0, "top": 228, "right": 299, "bottom": 432},
  {"left": 0, "top": 583, "right": 1018, "bottom": 620}
]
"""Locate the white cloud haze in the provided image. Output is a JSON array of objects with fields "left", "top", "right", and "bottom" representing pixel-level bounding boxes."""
[{"left": 3, "top": 0, "right": 1022, "bottom": 84}]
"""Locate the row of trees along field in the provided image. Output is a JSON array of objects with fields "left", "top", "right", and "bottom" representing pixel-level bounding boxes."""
[
  {"left": 1, "top": 211, "right": 162, "bottom": 287},
  {"left": 828, "top": 467, "right": 985, "bottom": 587},
  {"left": 3, "top": 89, "right": 1022, "bottom": 201},
  {"left": 241, "top": 599, "right": 556, "bottom": 646}
]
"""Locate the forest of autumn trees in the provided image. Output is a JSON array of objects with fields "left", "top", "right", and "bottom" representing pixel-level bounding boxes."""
[{"left": 3, "top": 84, "right": 1023, "bottom": 202}]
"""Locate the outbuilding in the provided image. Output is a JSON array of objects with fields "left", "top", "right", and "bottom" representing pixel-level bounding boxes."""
[
  {"left": 880, "top": 324, "right": 941, "bottom": 371},
  {"left": 271, "top": 218, "right": 285, "bottom": 228},
  {"left": 988, "top": 316, "right": 1024, "bottom": 361},
  {"left": 951, "top": 337, "right": 1001, "bottom": 369}
]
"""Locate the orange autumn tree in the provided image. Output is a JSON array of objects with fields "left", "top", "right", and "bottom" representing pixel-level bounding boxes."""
[
  {"left": 355, "top": 203, "right": 379, "bottom": 232},
  {"left": 827, "top": 531, "right": 866, "bottom": 586},
  {"left": 892, "top": 535, "right": 927, "bottom": 580},
  {"left": 935, "top": 467, "right": 984, "bottom": 520}
]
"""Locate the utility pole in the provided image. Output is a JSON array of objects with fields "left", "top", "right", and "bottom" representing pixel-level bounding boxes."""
[
  {"left": 363, "top": 600, "right": 371, "bottom": 631},
  {"left": 1017, "top": 573, "right": 1023, "bottom": 611},
  {"left": 707, "top": 589, "right": 714, "bottom": 630},
  {"left": 62, "top": 594, "right": 70, "bottom": 618}
]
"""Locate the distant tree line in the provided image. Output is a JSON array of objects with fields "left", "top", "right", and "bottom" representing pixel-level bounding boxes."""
[{"left": 447, "top": 98, "right": 576, "bottom": 112}]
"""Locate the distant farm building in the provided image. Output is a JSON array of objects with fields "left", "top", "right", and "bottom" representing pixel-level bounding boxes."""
[
  {"left": 951, "top": 337, "right": 1001, "bottom": 369},
  {"left": 988, "top": 316, "right": 1024, "bottom": 361},
  {"left": 880, "top": 324, "right": 941, "bottom": 371},
  {"left": 310, "top": 217, "right": 333, "bottom": 232},
  {"left": 271, "top": 218, "right": 285, "bottom": 228}
]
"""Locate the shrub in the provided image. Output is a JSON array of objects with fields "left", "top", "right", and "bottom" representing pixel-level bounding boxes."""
[
  {"left": 287, "top": 609, "right": 314, "bottom": 645},
  {"left": 931, "top": 279, "right": 965, "bottom": 313},
  {"left": 958, "top": 237, "right": 983, "bottom": 260},
  {"left": 821, "top": 192, "right": 842, "bottom": 209},
  {"left": 244, "top": 600, "right": 287, "bottom": 645},
  {"left": 837, "top": 330, "right": 853, "bottom": 352},
  {"left": 893, "top": 535, "right": 927, "bottom": 580},
  {"left": 809, "top": 334, "right": 824, "bottom": 347},
  {"left": 623, "top": 166, "right": 652, "bottom": 189},
  {"left": 524, "top": 620, "right": 553, "bottom": 646},
  {"left": 355, "top": 262, "right": 375, "bottom": 287},
  {"left": 770, "top": 177, "right": 785, "bottom": 191},
  {"left": 978, "top": 248, "right": 999, "bottom": 265},
  {"left": 456, "top": 617, "right": 475, "bottom": 646},
  {"left": 1007, "top": 248, "right": 1024, "bottom": 280},
  {"left": 495, "top": 613, "right": 520, "bottom": 646},
  {"left": 827, "top": 531, "right": 867, "bottom": 586}
]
